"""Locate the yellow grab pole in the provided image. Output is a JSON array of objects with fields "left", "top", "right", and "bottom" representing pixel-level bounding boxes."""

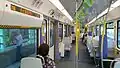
[
  {"left": 101, "top": 18, "right": 106, "bottom": 68},
  {"left": 75, "top": 21, "right": 80, "bottom": 56}
]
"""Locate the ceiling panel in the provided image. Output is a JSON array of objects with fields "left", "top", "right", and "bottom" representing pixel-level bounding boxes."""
[
  {"left": 86, "top": 0, "right": 112, "bottom": 23},
  {"left": 59, "top": 0, "right": 82, "bottom": 18}
]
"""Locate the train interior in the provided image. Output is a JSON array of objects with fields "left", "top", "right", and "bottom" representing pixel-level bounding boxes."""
[{"left": 1, "top": 0, "right": 120, "bottom": 68}]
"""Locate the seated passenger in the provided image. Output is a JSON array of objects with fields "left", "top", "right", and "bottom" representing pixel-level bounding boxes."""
[{"left": 37, "top": 43, "right": 56, "bottom": 68}]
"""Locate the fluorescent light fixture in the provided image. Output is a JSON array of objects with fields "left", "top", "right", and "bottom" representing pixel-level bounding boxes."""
[
  {"left": 97, "top": 8, "right": 108, "bottom": 19},
  {"left": 88, "top": 0, "right": 120, "bottom": 25},
  {"left": 49, "top": 0, "right": 73, "bottom": 21},
  {"left": 88, "top": 17, "right": 97, "bottom": 24}
]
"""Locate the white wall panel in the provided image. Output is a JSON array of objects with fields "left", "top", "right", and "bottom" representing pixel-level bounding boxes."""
[
  {"left": 0, "top": 0, "right": 6, "bottom": 22},
  {"left": 1, "top": 1, "right": 43, "bottom": 27}
]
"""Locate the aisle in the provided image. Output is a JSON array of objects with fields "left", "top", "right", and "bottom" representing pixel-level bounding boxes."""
[
  {"left": 56, "top": 43, "right": 76, "bottom": 68},
  {"left": 56, "top": 41, "right": 96, "bottom": 68},
  {"left": 78, "top": 41, "right": 96, "bottom": 68}
]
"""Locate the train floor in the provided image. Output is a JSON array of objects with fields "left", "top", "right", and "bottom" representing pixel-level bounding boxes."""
[
  {"left": 56, "top": 41, "right": 96, "bottom": 68},
  {"left": 6, "top": 41, "right": 96, "bottom": 68}
]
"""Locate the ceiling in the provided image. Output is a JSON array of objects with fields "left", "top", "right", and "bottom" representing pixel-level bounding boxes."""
[
  {"left": 86, "top": 0, "right": 117, "bottom": 23},
  {"left": 59, "top": 0, "right": 82, "bottom": 18}
]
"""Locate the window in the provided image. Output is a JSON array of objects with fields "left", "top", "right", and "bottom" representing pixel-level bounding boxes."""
[
  {"left": 117, "top": 20, "right": 120, "bottom": 49},
  {"left": 106, "top": 22, "right": 114, "bottom": 48},
  {"left": 41, "top": 19, "right": 47, "bottom": 43},
  {"left": 100, "top": 25, "right": 103, "bottom": 35},
  {"left": 59, "top": 23, "right": 63, "bottom": 37},
  {"left": 0, "top": 28, "right": 37, "bottom": 68},
  {"left": 93, "top": 26, "right": 96, "bottom": 36},
  {"left": 65, "top": 25, "right": 67, "bottom": 37},
  {"left": 96, "top": 25, "right": 99, "bottom": 36},
  {"left": 88, "top": 26, "right": 93, "bottom": 36},
  {"left": 50, "top": 22, "right": 54, "bottom": 47},
  {"left": 0, "top": 29, "right": 37, "bottom": 49}
]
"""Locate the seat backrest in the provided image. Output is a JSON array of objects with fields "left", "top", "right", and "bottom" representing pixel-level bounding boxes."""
[
  {"left": 21, "top": 57, "right": 43, "bottom": 68},
  {"left": 114, "top": 61, "right": 120, "bottom": 68}
]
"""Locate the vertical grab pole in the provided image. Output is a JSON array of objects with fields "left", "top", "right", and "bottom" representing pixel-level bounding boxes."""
[
  {"left": 101, "top": 18, "right": 106, "bottom": 68},
  {"left": 75, "top": 1, "right": 79, "bottom": 68}
]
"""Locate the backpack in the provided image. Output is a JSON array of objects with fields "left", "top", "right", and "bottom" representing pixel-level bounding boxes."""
[{"left": 37, "top": 55, "right": 56, "bottom": 68}]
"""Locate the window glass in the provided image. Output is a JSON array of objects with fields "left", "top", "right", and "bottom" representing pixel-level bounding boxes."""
[
  {"left": 50, "top": 23, "right": 54, "bottom": 47},
  {"left": 106, "top": 22, "right": 114, "bottom": 48},
  {"left": 59, "top": 23, "right": 63, "bottom": 37},
  {"left": 0, "top": 29, "right": 37, "bottom": 68},
  {"left": 101, "top": 25, "right": 103, "bottom": 35},
  {"left": 117, "top": 29, "right": 120, "bottom": 48},
  {"left": 65, "top": 25, "right": 67, "bottom": 37},
  {"left": 0, "top": 29, "right": 3, "bottom": 35},
  {"left": 41, "top": 20, "right": 47, "bottom": 43},
  {"left": 117, "top": 21, "right": 120, "bottom": 49},
  {"left": 107, "top": 29, "right": 114, "bottom": 48},
  {"left": 96, "top": 25, "right": 99, "bottom": 36},
  {"left": 107, "top": 22, "right": 114, "bottom": 28},
  {"left": 93, "top": 27, "right": 96, "bottom": 36}
]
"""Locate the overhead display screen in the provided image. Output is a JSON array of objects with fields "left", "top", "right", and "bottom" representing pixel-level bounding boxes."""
[{"left": 11, "top": 4, "right": 40, "bottom": 18}]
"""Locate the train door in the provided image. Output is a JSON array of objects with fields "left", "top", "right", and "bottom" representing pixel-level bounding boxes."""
[
  {"left": 49, "top": 20, "right": 54, "bottom": 60},
  {"left": 49, "top": 19, "right": 59, "bottom": 60},
  {"left": 40, "top": 19, "right": 47, "bottom": 44},
  {"left": 53, "top": 20, "right": 60, "bottom": 61}
]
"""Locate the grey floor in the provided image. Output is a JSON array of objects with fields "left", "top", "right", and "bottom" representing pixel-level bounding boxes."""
[
  {"left": 6, "top": 41, "right": 96, "bottom": 68},
  {"left": 56, "top": 41, "right": 96, "bottom": 68}
]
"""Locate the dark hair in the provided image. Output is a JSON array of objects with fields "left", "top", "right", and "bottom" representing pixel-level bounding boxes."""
[{"left": 38, "top": 43, "right": 49, "bottom": 57}]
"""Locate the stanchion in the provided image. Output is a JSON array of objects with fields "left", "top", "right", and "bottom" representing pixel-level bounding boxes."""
[{"left": 75, "top": 21, "right": 80, "bottom": 68}]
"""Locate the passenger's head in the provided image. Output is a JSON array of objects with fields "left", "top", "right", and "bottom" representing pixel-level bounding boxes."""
[
  {"left": 38, "top": 43, "right": 49, "bottom": 57},
  {"left": 72, "top": 32, "right": 74, "bottom": 34}
]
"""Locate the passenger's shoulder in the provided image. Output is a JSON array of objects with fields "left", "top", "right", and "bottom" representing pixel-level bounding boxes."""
[{"left": 46, "top": 57, "right": 54, "bottom": 61}]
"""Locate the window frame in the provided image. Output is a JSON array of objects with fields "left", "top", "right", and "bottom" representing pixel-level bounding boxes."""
[{"left": 117, "top": 20, "right": 120, "bottom": 49}]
